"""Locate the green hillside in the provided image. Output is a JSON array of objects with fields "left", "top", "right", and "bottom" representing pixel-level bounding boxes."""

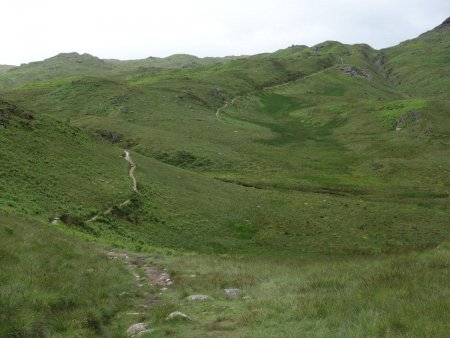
[
  {"left": 0, "top": 17, "right": 449, "bottom": 337},
  {"left": 0, "top": 53, "right": 243, "bottom": 89},
  {"left": 0, "top": 213, "right": 140, "bottom": 337}
]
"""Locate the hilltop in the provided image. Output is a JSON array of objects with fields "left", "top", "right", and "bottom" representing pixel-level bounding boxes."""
[{"left": 0, "top": 64, "right": 16, "bottom": 73}]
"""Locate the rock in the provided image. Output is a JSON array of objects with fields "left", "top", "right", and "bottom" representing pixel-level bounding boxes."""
[
  {"left": 362, "top": 70, "right": 372, "bottom": 80},
  {"left": 127, "top": 322, "right": 148, "bottom": 336},
  {"left": 434, "top": 17, "right": 450, "bottom": 32},
  {"left": 185, "top": 294, "right": 214, "bottom": 302},
  {"left": 394, "top": 111, "right": 422, "bottom": 129},
  {"left": 340, "top": 66, "right": 358, "bottom": 77},
  {"left": 339, "top": 66, "right": 371, "bottom": 79},
  {"left": 136, "top": 329, "right": 154, "bottom": 337},
  {"left": 166, "top": 311, "right": 192, "bottom": 321},
  {"left": 224, "top": 288, "right": 243, "bottom": 299}
]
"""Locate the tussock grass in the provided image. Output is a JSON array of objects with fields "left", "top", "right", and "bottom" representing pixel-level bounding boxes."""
[
  {"left": 137, "top": 244, "right": 450, "bottom": 337},
  {"left": 0, "top": 213, "right": 139, "bottom": 337}
]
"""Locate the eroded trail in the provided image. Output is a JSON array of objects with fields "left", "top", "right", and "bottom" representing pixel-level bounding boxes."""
[
  {"left": 124, "top": 150, "right": 138, "bottom": 193},
  {"left": 215, "top": 96, "right": 241, "bottom": 121},
  {"left": 263, "top": 65, "right": 339, "bottom": 91},
  {"left": 86, "top": 150, "right": 137, "bottom": 222},
  {"left": 215, "top": 65, "right": 340, "bottom": 123}
]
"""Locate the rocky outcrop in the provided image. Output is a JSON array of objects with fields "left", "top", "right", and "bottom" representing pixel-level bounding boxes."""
[
  {"left": 224, "top": 288, "right": 243, "bottom": 299},
  {"left": 185, "top": 294, "right": 214, "bottom": 302},
  {"left": 394, "top": 111, "right": 422, "bottom": 129},
  {"left": 339, "top": 66, "right": 371, "bottom": 80},
  {"left": 0, "top": 98, "right": 34, "bottom": 129},
  {"left": 166, "top": 311, "right": 192, "bottom": 321},
  {"left": 127, "top": 323, "right": 149, "bottom": 336}
]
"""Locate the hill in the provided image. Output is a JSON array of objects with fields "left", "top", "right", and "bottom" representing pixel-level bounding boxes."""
[
  {"left": 0, "top": 52, "right": 244, "bottom": 89},
  {"left": 0, "top": 65, "right": 16, "bottom": 73}
]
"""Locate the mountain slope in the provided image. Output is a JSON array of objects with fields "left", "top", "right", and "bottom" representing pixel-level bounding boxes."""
[
  {"left": 380, "top": 17, "right": 450, "bottom": 98},
  {"left": 0, "top": 213, "right": 138, "bottom": 337},
  {"left": 0, "top": 53, "right": 244, "bottom": 89}
]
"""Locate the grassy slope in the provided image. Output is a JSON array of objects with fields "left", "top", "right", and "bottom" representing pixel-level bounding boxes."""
[
  {"left": 380, "top": 19, "right": 450, "bottom": 99},
  {"left": 0, "top": 213, "right": 140, "bottom": 337},
  {"left": 0, "top": 98, "right": 131, "bottom": 220},
  {"left": 0, "top": 53, "right": 243, "bottom": 89},
  {"left": 0, "top": 22, "right": 448, "bottom": 254},
  {"left": 141, "top": 244, "right": 449, "bottom": 337},
  {"left": 1, "top": 96, "right": 447, "bottom": 256}
]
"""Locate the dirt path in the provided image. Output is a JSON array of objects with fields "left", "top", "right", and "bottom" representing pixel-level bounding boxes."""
[
  {"left": 86, "top": 150, "right": 137, "bottom": 222},
  {"left": 50, "top": 150, "right": 137, "bottom": 224},
  {"left": 215, "top": 65, "right": 340, "bottom": 123},
  {"left": 87, "top": 199, "right": 130, "bottom": 222},
  {"left": 124, "top": 150, "right": 138, "bottom": 193},
  {"left": 215, "top": 96, "right": 241, "bottom": 121},
  {"left": 263, "top": 65, "right": 339, "bottom": 91},
  {"left": 106, "top": 250, "right": 173, "bottom": 327}
]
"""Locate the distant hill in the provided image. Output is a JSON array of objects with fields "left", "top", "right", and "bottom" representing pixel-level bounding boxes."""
[
  {"left": 0, "top": 64, "right": 16, "bottom": 73},
  {"left": 0, "top": 52, "right": 245, "bottom": 89}
]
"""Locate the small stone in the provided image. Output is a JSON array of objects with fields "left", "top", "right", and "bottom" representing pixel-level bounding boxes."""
[
  {"left": 224, "top": 288, "right": 243, "bottom": 299},
  {"left": 166, "top": 311, "right": 192, "bottom": 321},
  {"left": 185, "top": 294, "right": 214, "bottom": 302},
  {"left": 136, "top": 329, "right": 154, "bottom": 337},
  {"left": 127, "top": 323, "right": 148, "bottom": 336}
]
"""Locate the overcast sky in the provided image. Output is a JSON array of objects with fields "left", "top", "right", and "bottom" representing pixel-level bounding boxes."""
[{"left": 2, "top": 0, "right": 449, "bottom": 65}]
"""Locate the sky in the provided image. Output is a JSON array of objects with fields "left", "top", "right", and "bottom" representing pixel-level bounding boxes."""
[{"left": 2, "top": 0, "right": 449, "bottom": 65}]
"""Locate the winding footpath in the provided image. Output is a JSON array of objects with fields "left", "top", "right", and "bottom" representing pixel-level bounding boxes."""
[
  {"left": 215, "top": 96, "right": 241, "bottom": 121},
  {"left": 124, "top": 150, "right": 138, "bottom": 193},
  {"left": 87, "top": 150, "right": 137, "bottom": 222},
  {"left": 262, "top": 65, "right": 340, "bottom": 92},
  {"left": 216, "top": 65, "right": 340, "bottom": 123},
  {"left": 50, "top": 150, "right": 138, "bottom": 224}
]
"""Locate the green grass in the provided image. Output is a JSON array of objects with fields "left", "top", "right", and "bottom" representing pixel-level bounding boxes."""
[
  {"left": 115, "top": 243, "right": 450, "bottom": 337},
  {"left": 375, "top": 99, "right": 428, "bottom": 129},
  {"left": 0, "top": 100, "right": 131, "bottom": 220},
  {"left": 0, "top": 213, "right": 140, "bottom": 337}
]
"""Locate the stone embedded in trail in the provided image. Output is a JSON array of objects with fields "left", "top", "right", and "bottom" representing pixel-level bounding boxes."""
[
  {"left": 126, "top": 322, "right": 149, "bottom": 336},
  {"left": 136, "top": 329, "right": 154, "bottom": 337},
  {"left": 185, "top": 294, "right": 214, "bottom": 301},
  {"left": 143, "top": 266, "right": 172, "bottom": 287},
  {"left": 166, "top": 311, "right": 192, "bottom": 321},
  {"left": 224, "top": 288, "right": 243, "bottom": 299}
]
